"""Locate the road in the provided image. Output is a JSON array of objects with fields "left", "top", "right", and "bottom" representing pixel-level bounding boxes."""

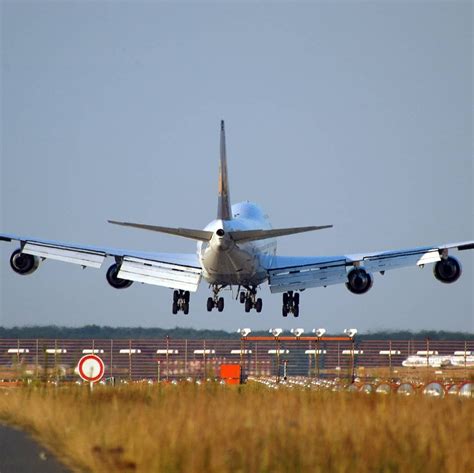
[{"left": 0, "top": 424, "right": 70, "bottom": 473}]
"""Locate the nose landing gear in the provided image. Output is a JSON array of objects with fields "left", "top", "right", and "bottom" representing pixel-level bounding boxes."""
[
  {"left": 239, "top": 287, "right": 263, "bottom": 313},
  {"left": 282, "top": 291, "right": 299, "bottom": 317},
  {"left": 172, "top": 290, "right": 190, "bottom": 315}
]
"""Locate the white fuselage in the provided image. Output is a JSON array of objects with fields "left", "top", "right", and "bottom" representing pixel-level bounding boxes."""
[{"left": 197, "top": 202, "right": 276, "bottom": 286}]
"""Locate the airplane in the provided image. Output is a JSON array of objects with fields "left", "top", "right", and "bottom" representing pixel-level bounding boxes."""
[{"left": 1, "top": 121, "right": 473, "bottom": 317}]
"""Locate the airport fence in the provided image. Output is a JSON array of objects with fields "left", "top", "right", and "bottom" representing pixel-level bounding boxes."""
[{"left": 0, "top": 338, "right": 473, "bottom": 383}]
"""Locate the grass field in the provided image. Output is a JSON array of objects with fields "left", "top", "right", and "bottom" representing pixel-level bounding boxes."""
[{"left": 0, "top": 383, "right": 473, "bottom": 473}]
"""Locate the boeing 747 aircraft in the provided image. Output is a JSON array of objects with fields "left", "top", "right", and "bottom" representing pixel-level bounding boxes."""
[{"left": 1, "top": 121, "right": 473, "bottom": 317}]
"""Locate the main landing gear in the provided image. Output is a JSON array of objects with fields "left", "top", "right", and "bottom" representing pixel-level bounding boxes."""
[
  {"left": 172, "top": 290, "right": 190, "bottom": 315},
  {"left": 207, "top": 285, "right": 225, "bottom": 312},
  {"left": 282, "top": 291, "right": 300, "bottom": 317},
  {"left": 239, "top": 287, "right": 263, "bottom": 313}
]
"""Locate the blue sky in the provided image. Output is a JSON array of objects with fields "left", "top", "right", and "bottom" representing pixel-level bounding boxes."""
[{"left": 1, "top": 1, "right": 472, "bottom": 332}]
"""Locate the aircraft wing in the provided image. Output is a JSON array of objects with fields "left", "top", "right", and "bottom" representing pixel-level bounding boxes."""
[
  {"left": 263, "top": 241, "right": 474, "bottom": 293},
  {"left": 0, "top": 232, "right": 202, "bottom": 292}
]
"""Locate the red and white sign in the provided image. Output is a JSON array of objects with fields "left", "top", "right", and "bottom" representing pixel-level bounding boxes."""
[{"left": 77, "top": 354, "right": 105, "bottom": 383}]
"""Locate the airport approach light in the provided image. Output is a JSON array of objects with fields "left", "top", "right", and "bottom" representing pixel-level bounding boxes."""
[
  {"left": 156, "top": 349, "right": 179, "bottom": 355},
  {"left": 269, "top": 328, "right": 283, "bottom": 338},
  {"left": 312, "top": 328, "right": 326, "bottom": 338},
  {"left": 237, "top": 328, "right": 252, "bottom": 337},
  {"left": 119, "top": 349, "right": 141, "bottom": 354},
  {"left": 290, "top": 328, "right": 304, "bottom": 338},
  {"left": 343, "top": 328, "right": 358, "bottom": 339}
]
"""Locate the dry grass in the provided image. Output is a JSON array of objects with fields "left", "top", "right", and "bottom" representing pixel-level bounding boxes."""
[{"left": 0, "top": 383, "right": 473, "bottom": 473}]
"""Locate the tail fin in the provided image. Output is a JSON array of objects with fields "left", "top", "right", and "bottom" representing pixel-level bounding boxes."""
[{"left": 217, "top": 120, "right": 232, "bottom": 220}]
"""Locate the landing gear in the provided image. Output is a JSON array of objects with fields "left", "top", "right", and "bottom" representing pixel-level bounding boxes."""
[
  {"left": 282, "top": 291, "right": 300, "bottom": 317},
  {"left": 240, "top": 287, "right": 262, "bottom": 313},
  {"left": 172, "top": 290, "right": 190, "bottom": 314},
  {"left": 207, "top": 285, "right": 225, "bottom": 312}
]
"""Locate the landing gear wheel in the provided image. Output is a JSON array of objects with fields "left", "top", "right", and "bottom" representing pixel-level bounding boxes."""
[
  {"left": 172, "top": 302, "right": 178, "bottom": 315},
  {"left": 217, "top": 297, "right": 224, "bottom": 312},
  {"left": 294, "top": 293, "right": 300, "bottom": 305},
  {"left": 207, "top": 297, "right": 214, "bottom": 312},
  {"left": 283, "top": 293, "right": 289, "bottom": 305},
  {"left": 173, "top": 290, "right": 179, "bottom": 303},
  {"left": 184, "top": 291, "right": 190, "bottom": 303},
  {"left": 255, "top": 298, "right": 263, "bottom": 313},
  {"left": 239, "top": 292, "right": 246, "bottom": 304},
  {"left": 183, "top": 302, "right": 189, "bottom": 315},
  {"left": 245, "top": 299, "right": 251, "bottom": 313},
  {"left": 293, "top": 305, "right": 299, "bottom": 317},
  {"left": 282, "top": 306, "right": 288, "bottom": 317}
]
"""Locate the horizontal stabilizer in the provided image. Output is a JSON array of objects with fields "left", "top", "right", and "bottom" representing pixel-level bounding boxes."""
[
  {"left": 230, "top": 225, "right": 332, "bottom": 243},
  {"left": 108, "top": 220, "right": 213, "bottom": 242}
]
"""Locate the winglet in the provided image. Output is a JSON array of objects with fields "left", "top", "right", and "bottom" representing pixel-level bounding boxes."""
[{"left": 217, "top": 120, "right": 232, "bottom": 220}]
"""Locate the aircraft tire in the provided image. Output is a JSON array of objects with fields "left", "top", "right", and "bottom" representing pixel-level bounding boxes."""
[
  {"left": 245, "top": 299, "right": 251, "bottom": 313},
  {"left": 255, "top": 298, "right": 263, "bottom": 313},
  {"left": 217, "top": 297, "right": 224, "bottom": 312},
  {"left": 207, "top": 297, "right": 214, "bottom": 312},
  {"left": 172, "top": 302, "right": 178, "bottom": 315}
]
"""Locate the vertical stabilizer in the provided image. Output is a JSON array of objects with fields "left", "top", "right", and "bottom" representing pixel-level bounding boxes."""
[{"left": 217, "top": 120, "right": 232, "bottom": 220}]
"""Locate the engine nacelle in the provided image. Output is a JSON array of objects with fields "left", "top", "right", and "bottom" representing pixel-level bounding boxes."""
[
  {"left": 10, "top": 249, "right": 40, "bottom": 275},
  {"left": 106, "top": 263, "right": 133, "bottom": 289},
  {"left": 433, "top": 256, "right": 462, "bottom": 284},
  {"left": 346, "top": 268, "right": 373, "bottom": 294}
]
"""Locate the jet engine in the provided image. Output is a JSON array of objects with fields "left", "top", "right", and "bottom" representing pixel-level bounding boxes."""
[
  {"left": 10, "top": 249, "right": 40, "bottom": 275},
  {"left": 346, "top": 268, "right": 373, "bottom": 294},
  {"left": 433, "top": 256, "right": 462, "bottom": 284},
  {"left": 106, "top": 263, "right": 133, "bottom": 289}
]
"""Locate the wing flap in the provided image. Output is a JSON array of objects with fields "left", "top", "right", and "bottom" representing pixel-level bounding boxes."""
[
  {"left": 360, "top": 249, "right": 441, "bottom": 273},
  {"left": 23, "top": 243, "right": 106, "bottom": 268},
  {"left": 268, "top": 259, "right": 347, "bottom": 293},
  {"left": 118, "top": 257, "right": 202, "bottom": 292}
]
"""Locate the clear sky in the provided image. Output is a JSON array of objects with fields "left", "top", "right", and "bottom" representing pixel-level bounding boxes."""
[{"left": 1, "top": 1, "right": 472, "bottom": 333}]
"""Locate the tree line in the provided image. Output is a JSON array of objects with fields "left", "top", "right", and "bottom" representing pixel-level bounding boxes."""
[{"left": 0, "top": 325, "right": 472, "bottom": 340}]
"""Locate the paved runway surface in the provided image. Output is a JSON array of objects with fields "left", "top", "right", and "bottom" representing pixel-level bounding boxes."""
[{"left": 0, "top": 424, "right": 70, "bottom": 473}]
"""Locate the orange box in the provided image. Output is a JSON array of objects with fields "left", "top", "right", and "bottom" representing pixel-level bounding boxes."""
[{"left": 220, "top": 364, "right": 241, "bottom": 385}]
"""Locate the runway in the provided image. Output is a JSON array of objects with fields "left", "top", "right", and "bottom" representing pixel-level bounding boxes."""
[{"left": 0, "top": 424, "right": 69, "bottom": 473}]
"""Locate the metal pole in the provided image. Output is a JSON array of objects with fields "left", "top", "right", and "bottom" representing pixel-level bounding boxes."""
[
  {"left": 35, "top": 339, "right": 39, "bottom": 380},
  {"left": 54, "top": 339, "right": 58, "bottom": 383},
  {"left": 426, "top": 338, "right": 430, "bottom": 375},
  {"left": 166, "top": 336, "right": 170, "bottom": 381},
  {"left": 464, "top": 340, "right": 467, "bottom": 378},
  {"left": 255, "top": 342, "right": 258, "bottom": 376},
  {"left": 203, "top": 340, "right": 206, "bottom": 380},
  {"left": 351, "top": 337, "right": 355, "bottom": 383},
  {"left": 110, "top": 339, "right": 114, "bottom": 382},
  {"left": 276, "top": 338, "right": 280, "bottom": 383},
  {"left": 316, "top": 339, "right": 320, "bottom": 379},
  {"left": 389, "top": 339, "right": 392, "bottom": 377},
  {"left": 184, "top": 339, "right": 188, "bottom": 379},
  {"left": 129, "top": 339, "right": 132, "bottom": 381}
]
